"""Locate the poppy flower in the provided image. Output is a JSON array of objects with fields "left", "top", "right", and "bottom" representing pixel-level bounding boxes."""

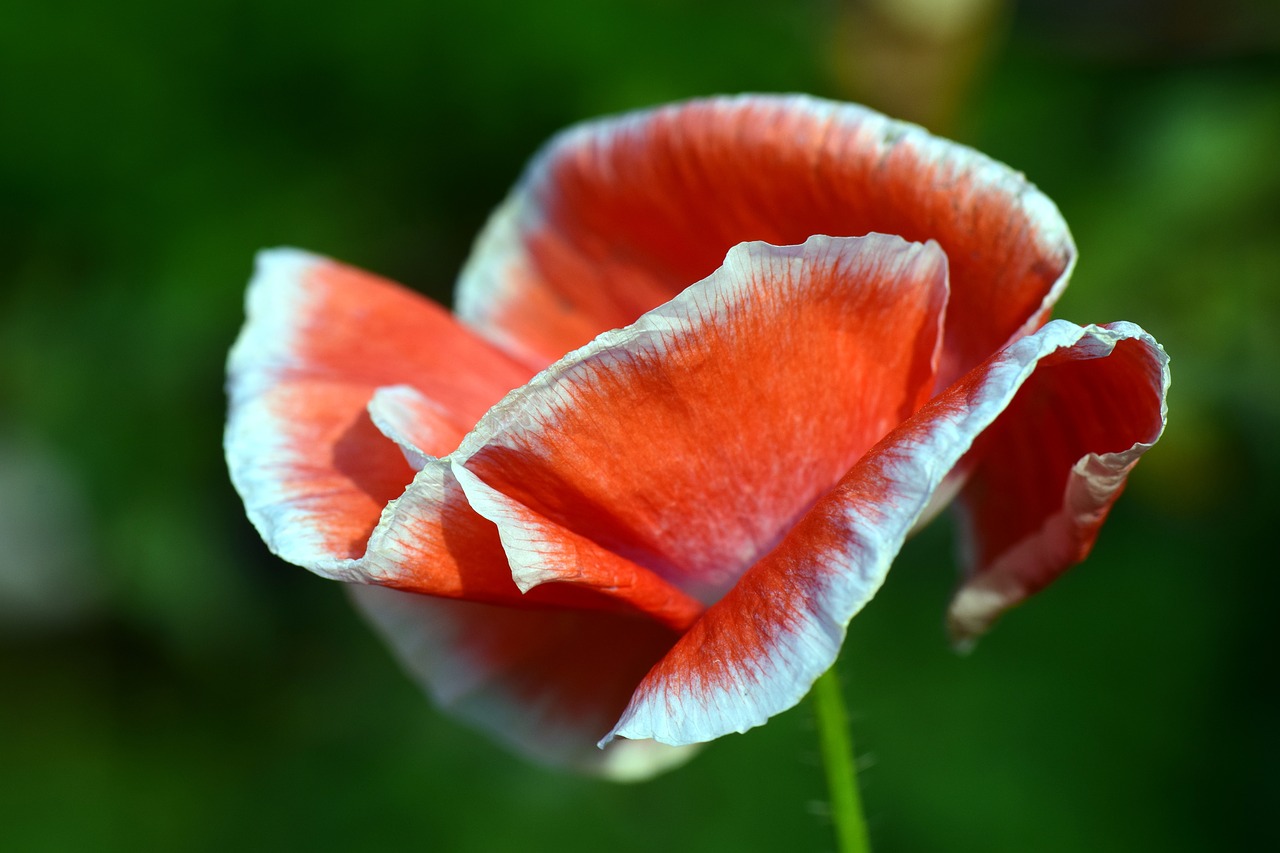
[{"left": 225, "top": 94, "right": 1169, "bottom": 780}]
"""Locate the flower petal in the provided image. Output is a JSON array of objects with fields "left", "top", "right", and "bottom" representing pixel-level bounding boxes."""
[
  {"left": 226, "top": 249, "right": 704, "bottom": 622},
  {"left": 449, "top": 460, "right": 705, "bottom": 632},
  {"left": 347, "top": 460, "right": 708, "bottom": 772},
  {"left": 225, "top": 248, "right": 533, "bottom": 573},
  {"left": 455, "top": 234, "right": 949, "bottom": 603},
  {"left": 368, "top": 385, "right": 467, "bottom": 471},
  {"left": 947, "top": 323, "right": 1170, "bottom": 644},
  {"left": 605, "top": 320, "right": 1167, "bottom": 745},
  {"left": 366, "top": 459, "right": 704, "bottom": 629},
  {"left": 349, "top": 584, "right": 698, "bottom": 780},
  {"left": 457, "top": 93, "right": 1073, "bottom": 384},
  {"left": 357, "top": 459, "right": 527, "bottom": 599}
]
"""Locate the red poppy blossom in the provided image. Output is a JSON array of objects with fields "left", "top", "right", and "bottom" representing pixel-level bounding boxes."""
[{"left": 225, "top": 95, "right": 1168, "bottom": 779}]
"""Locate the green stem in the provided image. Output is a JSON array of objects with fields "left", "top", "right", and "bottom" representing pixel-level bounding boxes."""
[{"left": 812, "top": 665, "right": 872, "bottom": 853}]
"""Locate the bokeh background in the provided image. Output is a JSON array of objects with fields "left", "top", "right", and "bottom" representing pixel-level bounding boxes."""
[{"left": 3, "top": 0, "right": 1278, "bottom": 850}]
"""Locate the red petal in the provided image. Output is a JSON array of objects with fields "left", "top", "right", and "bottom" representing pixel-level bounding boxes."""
[
  {"left": 606, "top": 321, "right": 1167, "bottom": 745},
  {"left": 455, "top": 234, "right": 948, "bottom": 603},
  {"left": 225, "top": 249, "right": 533, "bottom": 571},
  {"left": 948, "top": 323, "right": 1170, "bottom": 644},
  {"left": 450, "top": 461, "right": 704, "bottom": 632},
  {"left": 227, "top": 249, "right": 698, "bottom": 628},
  {"left": 368, "top": 385, "right": 469, "bottom": 470},
  {"left": 457, "top": 94, "right": 1072, "bottom": 384},
  {"left": 350, "top": 584, "right": 698, "bottom": 780},
  {"left": 365, "top": 460, "right": 703, "bottom": 629}
]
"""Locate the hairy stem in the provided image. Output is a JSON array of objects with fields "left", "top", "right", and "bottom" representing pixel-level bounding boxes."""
[{"left": 812, "top": 665, "right": 871, "bottom": 853}]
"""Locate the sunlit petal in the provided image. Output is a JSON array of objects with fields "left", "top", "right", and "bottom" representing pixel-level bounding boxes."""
[
  {"left": 948, "top": 322, "right": 1170, "bottom": 644},
  {"left": 350, "top": 584, "right": 697, "bottom": 781},
  {"left": 606, "top": 320, "right": 1167, "bottom": 745},
  {"left": 456, "top": 234, "right": 948, "bottom": 602},
  {"left": 225, "top": 249, "right": 532, "bottom": 573},
  {"left": 457, "top": 94, "right": 1073, "bottom": 384}
]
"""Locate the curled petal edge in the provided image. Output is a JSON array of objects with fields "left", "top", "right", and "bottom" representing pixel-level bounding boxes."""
[
  {"left": 947, "top": 325, "right": 1171, "bottom": 645},
  {"left": 348, "top": 584, "right": 701, "bottom": 781},
  {"left": 225, "top": 247, "right": 530, "bottom": 577},
  {"left": 456, "top": 93, "right": 1075, "bottom": 388},
  {"left": 603, "top": 319, "right": 1169, "bottom": 747},
  {"left": 451, "top": 234, "right": 948, "bottom": 606}
]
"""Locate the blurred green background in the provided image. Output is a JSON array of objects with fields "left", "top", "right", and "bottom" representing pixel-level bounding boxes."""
[{"left": 3, "top": 0, "right": 1278, "bottom": 850}]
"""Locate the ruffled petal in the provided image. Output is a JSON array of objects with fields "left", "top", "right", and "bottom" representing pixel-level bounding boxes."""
[
  {"left": 345, "top": 461, "right": 707, "bottom": 773},
  {"left": 449, "top": 461, "right": 704, "bottom": 632},
  {"left": 368, "top": 385, "right": 468, "bottom": 470},
  {"left": 349, "top": 584, "right": 698, "bottom": 781},
  {"left": 355, "top": 460, "right": 528, "bottom": 600},
  {"left": 457, "top": 93, "right": 1073, "bottom": 384},
  {"left": 454, "top": 234, "right": 949, "bottom": 602},
  {"left": 947, "top": 323, "right": 1170, "bottom": 644},
  {"left": 225, "top": 248, "right": 533, "bottom": 573},
  {"left": 605, "top": 320, "right": 1167, "bottom": 745},
  {"left": 365, "top": 459, "right": 703, "bottom": 628}
]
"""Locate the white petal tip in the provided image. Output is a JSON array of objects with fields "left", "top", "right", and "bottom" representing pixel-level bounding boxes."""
[
  {"left": 593, "top": 738, "right": 702, "bottom": 783},
  {"left": 946, "top": 580, "right": 1014, "bottom": 648},
  {"left": 253, "top": 246, "right": 324, "bottom": 274}
]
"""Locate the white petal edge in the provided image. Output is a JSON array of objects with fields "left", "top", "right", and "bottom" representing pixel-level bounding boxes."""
[
  {"left": 602, "top": 319, "right": 1166, "bottom": 746},
  {"left": 449, "top": 234, "right": 947, "bottom": 604},
  {"left": 947, "top": 324, "right": 1171, "bottom": 645},
  {"left": 455, "top": 93, "right": 1075, "bottom": 371},
  {"left": 368, "top": 384, "right": 468, "bottom": 471},
  {"left": 349, "top": 583, "right": 701, "bottom": 781},
  {"left": 224, "top": 248, "right": 368, "bottom": 579}
]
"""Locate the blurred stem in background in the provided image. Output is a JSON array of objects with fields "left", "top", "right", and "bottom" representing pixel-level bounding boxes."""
[{"left": 830, "top": 0, "right": 1009, "bottom": 133}]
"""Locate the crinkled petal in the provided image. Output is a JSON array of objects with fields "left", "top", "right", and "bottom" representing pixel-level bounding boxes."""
[
  {"left": 947, "top": 323, "right": 1170, "bottom": 644},
  {"left": 354, "top": 460, "right": 528, "bottom": 600},
  {"left": 363, "top": 458, "right": 704, "bottom": 628},
  {"left": 368, "top": 385, "right": 468, "bottom": 471},
  {"left": 605, "top": 320, "right": 1167, "bottom": 745},
  {"left": 454, "top": 234, "right": 949, "bottom": 603},
  {"left": 225, "top": 248, "right": 703, "bottom": 612},
  {"left": 224, "top": 248, "right": 532, "bottom": 574},
  {"left": 449, "top": 461, "right": 704, "bottom": 632},
  {"left": 350, "top": 584, "right": 698, "bottom": 781},
  {"left": 347, "top": 460, "right": 706, "bottom": 774},
  {"left": 457, "top": 93, "right": 1073, "bottom": 385}
]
